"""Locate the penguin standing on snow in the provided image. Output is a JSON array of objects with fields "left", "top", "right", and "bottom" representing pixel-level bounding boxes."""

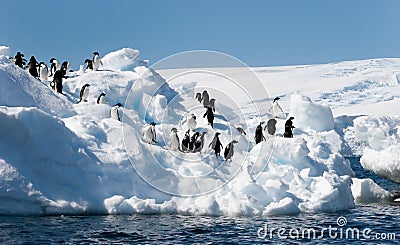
[
  {"left": 78, "top": 84, "right": 90, "bottom": 103},
  {"left": 143, "top": 122, "right": 157, "bottom": 144},
  {"left": 49, "top": 58, "right": 60, "bottom": 77},
  {"left": 201, "top": 90, "right": 210, "bottom": 108},
  {"left": 39, "top": 62, "right": 49, "bottom": 81},
  {"left": 209, "top": 98, "right": 216, "bottom": 112},
  {"left": 284, "top": 117, "right": 295, "bottom": 138},
  {"left": 203, "top": 107, "right": 214, "bottom": 128},
  {"left": 61, "top": 61, "right": 71, "bottom": 77},
  {"left": 169, "top": 127, "right": 180, "bottom": 151},
  {"left": 97, "top": 93, "right": 106, "bottom": 104},
  {"left": 224, "top": 140, "right": 238, "bottom": 161},
  {"left": 193, "top": 132, "right": 207, "bottom": 153},
  {"left": 52, "top": 69, "right": 67, "bottom": 93},
  {"left": 27, "top": 56, "right": 40, "bottom": 79},
  {"left": 195, "top": 92, "right": 202, "bottom": 103},
  {"left": 209, "top": 132, "right": 223, "bottom": 157},
  {"left": 189, "top": 132, "right": 200, "bottom": 152},
  {"left": 92, "top": 52, "right": 103, "bottom": 71},
  {"left": 236, "top": 127, "right": 247, "bottom": 135},
  {"left": 85, "top": 59, "right": 93, "bottom": 70},
  {"left": 182, "top": 114, "right": 197, "bottom": 131},
  {"left": 110, "top": 103, "right": 123, "bottom": 121},
  {"left": 269, "top": 97, "right": 284, "bottom": 118},
  {"left": 254, "top": 122, "right": 266, "bottom": 144},
  {"left": 181, "top": 130, "right": 191, "bottom": 152},
  {"left": 14, "top": 52, "right": 26, "bottom": 68},
  {"left": 265, "top": 118, "right": 277, "bottom": 135}
]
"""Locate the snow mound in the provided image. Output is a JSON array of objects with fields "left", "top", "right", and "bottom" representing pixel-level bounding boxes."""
[
  {"left": 0, "top": 46, "right": 10, "bottom": 56},
  {"left": 345, "top": 116, "right": 400, "bottom": 183},
  {"left": 351, "top": 178, "right": 392, "bottom": 203},
  {"left": 102, "top": 48, "right": 140, "bottom": 71},
  {"left": 290, "top": 93, "right": 334, "bottom": 132}
]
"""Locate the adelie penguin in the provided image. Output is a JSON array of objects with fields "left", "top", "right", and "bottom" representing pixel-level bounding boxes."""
[
  {"left": 284, "top": 117, "right": 295, "bottom": 138},
  {"left": 39, "top": 62, "right": 49, "bottom": 81},
  {"left": 224, "top": 140, "right": 238, "bottom": 161},
  {"left": 92, "top": 52, "right": 103, "bottom": 71},
  {"left": 182, "top": 114, "right": 197, "bottom": 131},
  {"left": 85, "top": 59, "right": 93, "bottom": 70},
  {"left": 143, "top": 122, "right": 157, "bottom": 144},
  {"left": 97, "top": 93, "right": 106, "bottom": 104},
  {"left": 61, "top": 61, "right": 71, "bottom": 77},
  {"left": 181, "top": 130, "right": 191, "bottom": 152},
  {"left": 209, "top": 132, "right": 223, "bottom": 157},
  {"left": 78, "top": 84, "right": 90, "bottom": 103},
  {"left": 195, "top": 92, "right": 202, "bottom": 103},
  {"left": 254, "top": 122, "right": 266, "bottom": 144},
  {"left": 201, "top": 90, "right": 210, "bottom": 108},
  {"left": 192, "top": 132, "right": 207, "bottom": 153},
  {"left": 49, "top": 58, "right": 60, "bottom": 77},
  {"left": 203, "top": 107, "right": 214, "bottom": 128},
  {"left": 265, "top": 118, "right": 277, "bottom": 135},
  {"left": 169, "top": 127, "right": 180, "bottom": 151},
  {"left": 110, "top": 103, "right": 123, "bottom": 121},
  {"left": 27, "top": 56, "right": 39, "bottom": 79}
]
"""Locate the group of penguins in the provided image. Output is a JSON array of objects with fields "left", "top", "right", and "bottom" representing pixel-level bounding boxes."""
[
  {"left": 142, "top": 90, "right": 238, "bottom": 162},
  {"left": 11, "top": 51, "right": 124, "bottom": 122}
]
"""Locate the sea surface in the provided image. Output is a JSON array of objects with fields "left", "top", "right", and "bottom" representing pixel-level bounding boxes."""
[{"left": 0, "top": 158, "right": 398, "bottom": 244}]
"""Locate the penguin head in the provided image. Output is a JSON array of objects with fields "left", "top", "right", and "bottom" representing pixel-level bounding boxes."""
[
  {"left": 150, "top": 122, "right": 156, "bottom": 126},
  {"left": 114, "top": 103, "right": 123, "bottom": 107},
  {"left": 85, "top": 59, "right": 92, "bottom": 63},
  {"left": 215, "top": 132, "right": 221, "bottom": 136},
  {"left": 273, "top": 97, "right": 280, "bottom": 102},
  {"left": 50, "top": 58, "right": 57, "bottom": 63},
  {"left": 289, "top": 117, "right": 294, "bottom": 120},
  {"left": 100, "top": 93, "right": 106, "bottom": 96},
  {"left": 231, "top": 140, "right": 238, "bottom": 144},
  {"left": 171, "top": 127, "right": 178, "bottom": 133},
  {"left": 84, "top": 83, "right": 90, "bottom": 88},
  {"left": 93, "top": 51, "right": 99, "bottom": 56}
]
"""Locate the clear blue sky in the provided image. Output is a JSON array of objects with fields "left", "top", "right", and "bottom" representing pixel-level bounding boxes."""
[{"left": 1, "top": 0, "right": 400, "bottom": 69}]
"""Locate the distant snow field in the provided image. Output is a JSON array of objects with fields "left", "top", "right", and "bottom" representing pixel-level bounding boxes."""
[{"left": 0, "top": 46, "right": 399, "bottom": 216}]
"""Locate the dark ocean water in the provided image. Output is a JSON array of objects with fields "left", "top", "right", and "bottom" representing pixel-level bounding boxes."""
[{"left": 0, "top": 158, "right": 398, "bottom": 244}]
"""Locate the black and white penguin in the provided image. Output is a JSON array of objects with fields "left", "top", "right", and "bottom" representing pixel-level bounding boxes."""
[
  {"left": 49, "top": 58, "right": 60, "bottom": 77},
  {"left": 111, "top": 103, "right": 123, "bottom": 121},
  {"left": 61, "top": 61, "right": 71, "bottom": 76},
  {"left": 224, "top": 140, "right": 238, "bottom": 161},
  {"left": 143, "top": 122, "right": 157, "bottom": 144},
  {"left": 236, "top": 127, "right": 247, "bottom": 135},
  {"left": 85, "top": 59, "right": 93, "bottom": 70},
  {"left": 169, "top": 127, "right": 180, "bottom": 151},
  {"left": 265, "top": 118, "right": 277, "bottom": 135},
  {"left": 209, "top": 98, "right": 216, "bottom": 112},
  {"left": 78, "top": 84, "right": 90, "bottom": 103},
  {"left": 181, "top": 130, "right": 191, "bottom": 152},
  {"left": 189, "top": 132, "right": 200, "bottom": 152},
  {"left": 269, "top": 97, "right": 284, "bottom": 118},
  {"left": 209, "top": 132, "right": 223, "bottom": 157},
  {"left": 193, "top": 132, "right": 207, "bottom": 153},
  {"left": 201, "top": 90, "right": 210, "bottom": 108},
  {"left": 195, "top": 92, "right": 202, "bottom": 103},
  {"left": 203, "top": 107, "right": 214, "bottom": 128},
  {"left": 254, "top": 122, "right": 266, "bottom": 144},
  {"left": 92, "top": 52, "right": 103, "bottom": 71},
  {"left": 182, "top": 114, "right": 197, "bottom": 131},
  {"left": 14, "top": 52, "right": 26, "bottom": 68},
  {"left": 52, "top": 69, "right": 67, "bottom": 93},
  {"left": 284, "top": 117, "right": 295, "bottom": 138},
  {"left": 38, "top": 62, "right": 49, "bottom": 81},
  {"left": 27, "top": 56, "right": 39, "bottom": 79},
  {"left": 97, "top": 93, "right": 106, "bottom": 104}
]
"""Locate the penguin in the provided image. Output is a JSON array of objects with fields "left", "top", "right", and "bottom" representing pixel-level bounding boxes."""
[
  {"left": 61, "top": 61, "right": 71, "bottom": 76},
  {"left": 189, "top": 132, "right": 199, "bottom": 152},
  {"left": 169, "top": 127, "right": 180, "bottom": 151},
  {"left": 201, "top": 90, "right": 210, "bottom": 108},
  {"left": 224, "top": 140, "right": 238, "bottom": 161},
  {"left": 92, "top": 51, "right": 103, "bottom": 71},
  {"left": 97, "top": 93, "right": 106, "bottom": 104},
  {"left": 49, "top": 58, "right": 60, "bottom": 77},
  {"left": 78, "top": 84, "right": 90, "bottom": 103},
  {"left": 38, "top": 62, "right": 49, "bottom": 81},
  {"left": 195, "top": 92, "right": 202, "bottom": 103},
  {"left": 14, "top": 52, "right": 26, "bottom": 68},
  {"left": 85, "top": 59, "right": 93, "bottom": 70},
  {"left": 209, "top": 98, "right": 216, "bottom": 112},
  {"left": 181, "top": 130, "right": 191, "bottom": 152},
  {"left": 181, "top": 114, "right": 197, "bottom": 131},
  {"left": 111, "top": 103, "right": 123, "bottom": 121},
  {"left": 269, "top": 97, "right": 284, "bottom": 118},
  {"left": 236, "top": 127, "right": 247, "bottom": 135},
  {"left": 203, "top": 107, "right": 214, "bottom": 128},
  {"left": 193, "top": 132, "right": 207, "bottom": 153},
  {"left": 27, "top": 56, "right": 39, "bottom": 79},
  {"left": 265, "top": 118, "right": 277, "bottom": 135},
  {"left": 52, "top": 69, "right": 67, "bottom": 93},
  {"left": 209, "top": 132, "right": 223, "bottom": 157},
  {"left": 143, "top": 122, "right": 157, "bottom": 144},
  {"left": 254, "top": 122, "right": 266, "bottom": 144},
  {"left": 284, "top": 117, "right": 295, "bottom": 138}
]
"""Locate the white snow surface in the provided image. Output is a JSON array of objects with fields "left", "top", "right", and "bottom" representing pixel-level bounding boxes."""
[{"left": 0, "top": 49, "right": 399, "bottom": 216}]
